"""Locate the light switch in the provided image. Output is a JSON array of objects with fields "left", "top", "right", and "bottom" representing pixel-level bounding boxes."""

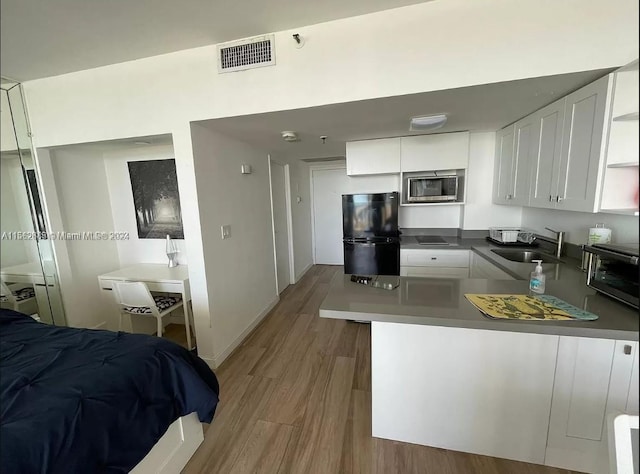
[{"left": 221, "top": 225, "right": 231, "bottom": 239}]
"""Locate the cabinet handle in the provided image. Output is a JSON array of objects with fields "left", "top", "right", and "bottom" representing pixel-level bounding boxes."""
[
  {"left": 556, "top": 196, "right": 563, "bottom": 203},
  {"left": 549, "top": 195, "right": 553, "bottom": 202},
  {"left": 624, "top": 345, "right": 632, "bottom": 355},
  {"left": 431, "top": 257, "right": 437, "bottom": 260}
]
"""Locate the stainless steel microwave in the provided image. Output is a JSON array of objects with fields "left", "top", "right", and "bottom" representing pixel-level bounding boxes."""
[
  {"left": 583, "top": 243, "right": 639, "bottom": 309},
  {"left": 405, "top": 172, "right": 460, "bottom": 203}
]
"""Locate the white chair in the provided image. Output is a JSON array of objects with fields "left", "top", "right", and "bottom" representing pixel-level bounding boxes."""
[
  {"left": 608, "top": 412, "right": 639, "bottom": 474},
  {"left": 111, "top": 281, "right": 183, "bottom": 339},
  {"left": 0, "top": 281, "right": 38, "bottom": 315}
]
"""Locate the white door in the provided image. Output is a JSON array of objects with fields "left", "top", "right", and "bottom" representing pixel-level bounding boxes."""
[
  {"left": 312, "top": 167, "right": 349, "bottom": 265},
  {"left": 270, "top": 161, "right": 291, "bottom": 294}
]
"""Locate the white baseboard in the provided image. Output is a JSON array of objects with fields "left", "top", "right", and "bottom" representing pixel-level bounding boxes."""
[
  {"left": 294, "top": 262, "right": 313, "bottom": 283},
  {"left": 91, "top": 321, "right": 107, "bottom": 330},
  {"left": 212, "top": 296, "right": 279, "bottom": 368}
]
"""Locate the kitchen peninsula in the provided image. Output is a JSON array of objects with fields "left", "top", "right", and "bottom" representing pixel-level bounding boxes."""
[{"left": 319, "top": 246, "right": 639, "bottom": 474}]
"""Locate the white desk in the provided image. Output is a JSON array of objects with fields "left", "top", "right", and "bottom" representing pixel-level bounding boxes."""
[
  {"left": 98, "top": 264, "right": 193, "bottom": 350},
  {"left": 1, "top": 261, "right": 48, "bottom": 284},
  {"left": 1, "top": 261, "right": 56, "bottom": 324}
]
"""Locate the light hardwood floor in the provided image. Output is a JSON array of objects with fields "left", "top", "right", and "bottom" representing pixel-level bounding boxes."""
[{"left": 183, "top": 265, "right": 581, "bottom": 474}]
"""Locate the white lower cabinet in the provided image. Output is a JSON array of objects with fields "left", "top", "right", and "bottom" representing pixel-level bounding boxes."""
[
  {"left": 469, "top": 252, "right": 515, "bottom": 280},
  {"left": 400, "top": 266, "right": 469, "bottom": 278},
  {"left": 400, "top": 249, "right": 469, "bottom": 279},
  {"left": 372, "top": 323, "right": 559, "bottom": 464},
  {"left": 545, "top": 338, "right": 639, "bottom": 474},
  {"left": 371, "top": 322, "right": 639, "bottom": 473}
]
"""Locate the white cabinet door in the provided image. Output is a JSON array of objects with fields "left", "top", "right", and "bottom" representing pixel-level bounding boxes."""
[
  {"left": 400, "top": 249, "right": 469, "bottom": 278},
  {"left": 511, "top": 116, "right": 535, "bottom": 205},
  {"left": 372, "top": 323, "right": 559, "bottom": 464},
  {"left": 346, "top": 137, "right": 401, "bottom": 176},
  {"left": 493, "top": 125, "right": 515, "bottom": 204},
  {"left": 529, "top": 99, "right": 566, "bottom": 208},
  {"left": 545, "top": 337, "right": 637, "bottom": 474},
  {"left": 626, "top": 342, "right": 639, "bottom": 414},
  {"left": 469, "top": 252, "right": 515, "bottom": 280},
  {"left": 556, "top": 75, "right": 612, "bottom": 212},
  {"left": 400, "top": 266, "right": 469, "bottom": 278},
  {"left": 400, "top": 132, "right": 469, "bottom": 172},
  {"left": 401, "top": 249, "right": 469, "bottom": 267}
]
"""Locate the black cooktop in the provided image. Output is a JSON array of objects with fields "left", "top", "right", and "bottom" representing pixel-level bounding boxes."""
[{"left": 416, "top": 235, "right": 449, "bottom": 246}]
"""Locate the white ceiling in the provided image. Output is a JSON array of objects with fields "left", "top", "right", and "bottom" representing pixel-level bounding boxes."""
[
  {"left": 1, "top": 0, "right": 430, "bottom": 81},
  {"left": 196, "top": 69, "right": 610, "bottom": 161}
]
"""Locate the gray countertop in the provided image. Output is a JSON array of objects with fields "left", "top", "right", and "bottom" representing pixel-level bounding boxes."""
[{"left": 320, "top": 242, "right": 639, "bottom": 341}]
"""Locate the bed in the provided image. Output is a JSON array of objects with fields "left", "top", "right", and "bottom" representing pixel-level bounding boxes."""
[{"left": 0, "top": 308, "right": 219, "bottom": 474}]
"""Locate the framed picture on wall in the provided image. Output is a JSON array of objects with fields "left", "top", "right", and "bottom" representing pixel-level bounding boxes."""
[{"left": 127, "top": 159, "right": 184, "bottom": 239}]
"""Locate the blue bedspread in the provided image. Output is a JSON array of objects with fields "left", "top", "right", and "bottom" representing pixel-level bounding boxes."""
[{"left": 0, "top": 309, "right": 219, "bottom": 473}]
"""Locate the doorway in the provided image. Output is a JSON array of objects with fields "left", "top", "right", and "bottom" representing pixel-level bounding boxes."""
[
  {"left": 269, "top": 159, "right": 292, "bottom": 294},
  {"left": 311, "top": 167, "right": 349, "bottom": 265}
]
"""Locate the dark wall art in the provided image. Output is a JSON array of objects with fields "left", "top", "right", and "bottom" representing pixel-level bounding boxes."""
[{"left": 127, "top": 159, "right": 184, "bottom": 239}]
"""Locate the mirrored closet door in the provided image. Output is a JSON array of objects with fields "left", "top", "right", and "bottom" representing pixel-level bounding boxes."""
[{"left": 1, "top": 78, "right": 66, "bottom": 325}]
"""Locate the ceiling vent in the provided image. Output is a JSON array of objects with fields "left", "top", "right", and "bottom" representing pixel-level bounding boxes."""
[{"left": 217, "top": 34, "right": 275, "bottom": 73}]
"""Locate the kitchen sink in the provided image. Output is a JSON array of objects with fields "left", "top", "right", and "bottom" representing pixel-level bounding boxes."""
[{"left": 491, "top": 249, "right": 562, "bottom": 264}]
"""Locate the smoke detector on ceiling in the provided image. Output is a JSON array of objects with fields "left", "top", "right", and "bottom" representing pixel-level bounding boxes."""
[{"left": 281, "top": 131, "right": 299, "bottom": 142}]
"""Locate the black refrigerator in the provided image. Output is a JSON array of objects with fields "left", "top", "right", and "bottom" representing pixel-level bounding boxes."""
[{"left": 342, "top": 192, "right": 400, "bottom": 276}]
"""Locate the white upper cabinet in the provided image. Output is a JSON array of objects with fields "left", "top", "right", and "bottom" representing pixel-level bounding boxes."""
[
  {"left": 493, "top": 117, "right": 533, "bottom": 206},
  {"left": 346, "top": 137, "right": 401, "bottom": 176},
  {"left": 556, "top": 76, "right": 612, "bottom": 212},
  {"left": 400, "top": 132, "right": 469, "bottom": 172},
  {"left": 496, "top": 74, "right": 614, "bottom": 213},
  {"left": 529, "top": 98, "right": 566, "bottom": 208},
  {"left": 511, "top": 116, "right": 535, "bottom": 205},
  {"left": 493, "top": 125, "right": 515, "bottom": 205}
]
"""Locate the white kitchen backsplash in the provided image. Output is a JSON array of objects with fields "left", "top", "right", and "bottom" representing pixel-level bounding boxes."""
[{"left": 521, "top": 207, "right": 639, "bottom": 244}]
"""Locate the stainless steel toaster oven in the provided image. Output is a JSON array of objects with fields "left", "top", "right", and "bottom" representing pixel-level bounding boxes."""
[{"left": 582, "top": 243, "right": 639, "bottom": 309}]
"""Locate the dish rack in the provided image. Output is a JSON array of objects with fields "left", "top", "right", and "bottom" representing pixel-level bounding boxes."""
[{"left": 489, "top": 228, "right": 536, "bottom": 244}]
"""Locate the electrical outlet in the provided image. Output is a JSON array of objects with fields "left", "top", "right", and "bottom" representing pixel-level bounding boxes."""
[{"left": 221, "top": 225, "right": 231, "bottom": 239}]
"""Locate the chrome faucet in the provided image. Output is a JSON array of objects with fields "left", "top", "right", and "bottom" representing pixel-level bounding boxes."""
[{"left": 542, "top": 227, "right": 565, "bottom": 258}]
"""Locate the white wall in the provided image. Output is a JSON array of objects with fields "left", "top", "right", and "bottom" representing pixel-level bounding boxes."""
[
  {"left": 47, "top": 147, "right": 120, "bottom": 329},
  {"left": 24, "top": 0, "right": 637, "bottom": 149},
  {"left": 103, "top": 144, "right": 188, "bottom": 265},
  {"left": 190, "top": 124, "right": 278, "bottom": 365},
  {"left": 1, "top": 91, "right": 18, "bottom": 152},
  {"left": 286, "top": 159, "right": 314, "bottom": 280},
  {"left": 462, "top": 132, "right": 523, "bottom": 230},
  {"left": 521, "top": 208, "right": 639, "bottom": 245}
]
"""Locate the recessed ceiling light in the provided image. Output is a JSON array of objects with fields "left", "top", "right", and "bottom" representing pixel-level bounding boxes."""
[{"left": 409, "top": 114, "right": 448, "bottom": 131}]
